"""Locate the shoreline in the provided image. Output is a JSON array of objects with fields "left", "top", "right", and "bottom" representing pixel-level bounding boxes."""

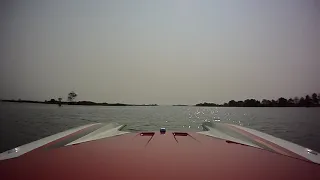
[
  {"left": 1, "top": 100, "right": 158, "bottom": 107},
  {"left": 2, "top": 98, "right": 319, "bottom": 108}
]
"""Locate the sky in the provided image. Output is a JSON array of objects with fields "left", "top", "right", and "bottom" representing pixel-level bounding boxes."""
[{"left": 0, "top": 0, "right": 319, "bottom": 105}]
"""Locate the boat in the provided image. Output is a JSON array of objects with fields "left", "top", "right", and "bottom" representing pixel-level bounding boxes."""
[{"left": 1, "top": 122, "right": 319, "bottom": 179}]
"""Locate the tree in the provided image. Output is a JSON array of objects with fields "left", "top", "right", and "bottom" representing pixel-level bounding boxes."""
[
  {"left": 311, "top": 93, "right": 319, "bottom": 106},
  {"left": 68, "top": 91, "right": 77, "bottom": 102},
  {"left": 228, "top": 100, "right": 237, "bottom": 107},
  {"left": 57, "top": 97, "right": 62, "bottom": 106},
  {"left": 298, "top": 97, "right": 305, "bottom": 107},
  {"left": 277, "top": 97, "right": 288, "bottom": 107},
  {"left": 288, "top": 98, "right": 294, "bottom": 106},
  {"left": 243, "top": 99, "right": 260, "bottom": 107},
  {"left": 305, "top": 95, "right": 311, "bottom": 107},
  {"left": 237, "top": 101, "right": 244, "bottom": 107},
  {"left": 293, "top": 97, "right": 300, "bottom": 105},
  {"left": 262, "top": 99, "right": 272, "bottom": 107}
]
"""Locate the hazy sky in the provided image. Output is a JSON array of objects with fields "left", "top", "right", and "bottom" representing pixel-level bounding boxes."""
[{"left": 0, "top": 0, "right": 319, "bottom": 104}]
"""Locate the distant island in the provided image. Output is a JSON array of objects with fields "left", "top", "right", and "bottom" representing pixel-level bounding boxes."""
[
  {"left": 1, "top": 99, "right": 158, "bottom": 107},
  {"left": 196, "top": 93, "right": 320, "bottom": 107},
  {"left": 0, "top": 91, "right": 158, "bottom": 107},
  {"left": 2, "top": 92, "right": 320, "bottom": 108}
]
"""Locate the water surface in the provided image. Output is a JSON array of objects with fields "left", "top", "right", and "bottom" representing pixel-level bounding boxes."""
[{"left": 1, "top": 102, "right": 319, "bottom": 153}]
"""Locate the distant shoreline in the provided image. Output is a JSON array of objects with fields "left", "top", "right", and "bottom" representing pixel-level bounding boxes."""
[
  {"left": 1, "top": 100, "right": 158, "bottom": 107},
  {"left": 2, "top": 92, "right": 320, "bottom": 108},
  {"left": 195, "top": 93, "right": 320, "bottom": 107}
]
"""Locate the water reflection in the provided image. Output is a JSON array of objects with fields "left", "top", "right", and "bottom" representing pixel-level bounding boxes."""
[{"left": 1, "top": 104, "right": 319, "bottom": 153}]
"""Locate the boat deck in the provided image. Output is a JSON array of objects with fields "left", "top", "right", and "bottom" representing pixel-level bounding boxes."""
[{"left": 1, "top": 128, "right": 319, "bottom": 180}]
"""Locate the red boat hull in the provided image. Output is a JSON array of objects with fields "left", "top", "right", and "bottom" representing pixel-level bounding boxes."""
[{"left": 1, "top": 128, "right": 319, "bottom": 180}]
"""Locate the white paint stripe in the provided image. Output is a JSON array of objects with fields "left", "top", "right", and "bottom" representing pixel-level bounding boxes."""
[
  {"left": 197, "top": 126, "right": 260, "bottom": 148},
  {"left": 0, "top": 123, "right": 100, "bottom": 160},
  {"left": 66, "top": 124, "right": 129, "bottom": 146},
  {"left": 230, "top": 124, "right": 320, "bottom": 164}
]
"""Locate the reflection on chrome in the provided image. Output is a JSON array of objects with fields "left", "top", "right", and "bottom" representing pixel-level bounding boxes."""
[
  {"left": 306, "top": 148, "right": 318, "bottom": 155},
  {"left": 8, "top": 148, "right": 19, "bottom": 154}
]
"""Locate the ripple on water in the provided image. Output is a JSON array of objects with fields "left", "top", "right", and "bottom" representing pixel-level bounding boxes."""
[{"left": 0, "top": 104, "right": 320, "bottom": 152}]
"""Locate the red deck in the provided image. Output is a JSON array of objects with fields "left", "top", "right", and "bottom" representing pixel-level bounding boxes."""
[{"left": 1, "top": 131, "right": 320, "bottom": 180}]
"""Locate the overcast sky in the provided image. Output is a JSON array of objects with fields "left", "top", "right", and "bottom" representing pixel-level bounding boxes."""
[{"left": 0, "top": 0, "right": 319, "bottom": 105}]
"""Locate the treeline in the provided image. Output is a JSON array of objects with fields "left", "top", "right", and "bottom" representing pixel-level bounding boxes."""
[
  {"left": 196, "top": 93, "right": 320, "bottom": 107},
  {"left": 46, "top": 99, "right": 158, "bottom": 106},
  {"left": 44, "top": 99, "right": 130, "bottom": 106},
  {"left": 1, "top": 91, "right": 158, "bottom": 106},
  {"left": 196, "top": 102, "right": 222, "bottom": 107},
  {"left": 2, "top": 99, "right": 158, "bottom": 106}
]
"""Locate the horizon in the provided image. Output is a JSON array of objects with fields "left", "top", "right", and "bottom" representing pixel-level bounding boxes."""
[
  {"left": 2, "top": 92, "right": 319, "bottom": 106},
  {"left": 1, "top": 1, "right": 320, "bottom": 105}
]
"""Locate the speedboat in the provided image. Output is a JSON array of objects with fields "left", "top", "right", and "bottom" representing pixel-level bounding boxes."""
[{"left": 1, "top": 122, "right": 319, "bottom": 179}]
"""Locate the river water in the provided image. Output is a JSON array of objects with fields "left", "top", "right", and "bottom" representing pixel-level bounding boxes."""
[{"left": 1, "top": 102, "right": 320, "bottom": 153}]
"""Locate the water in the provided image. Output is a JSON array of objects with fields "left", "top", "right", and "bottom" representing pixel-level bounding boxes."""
[{"left": 1, "top": 102, "right": 320, "bottom": 153}]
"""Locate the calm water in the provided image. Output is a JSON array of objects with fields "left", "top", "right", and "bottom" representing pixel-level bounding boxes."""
[{"left": 1, "top": 102, "right": 320, "bottom": 153}]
